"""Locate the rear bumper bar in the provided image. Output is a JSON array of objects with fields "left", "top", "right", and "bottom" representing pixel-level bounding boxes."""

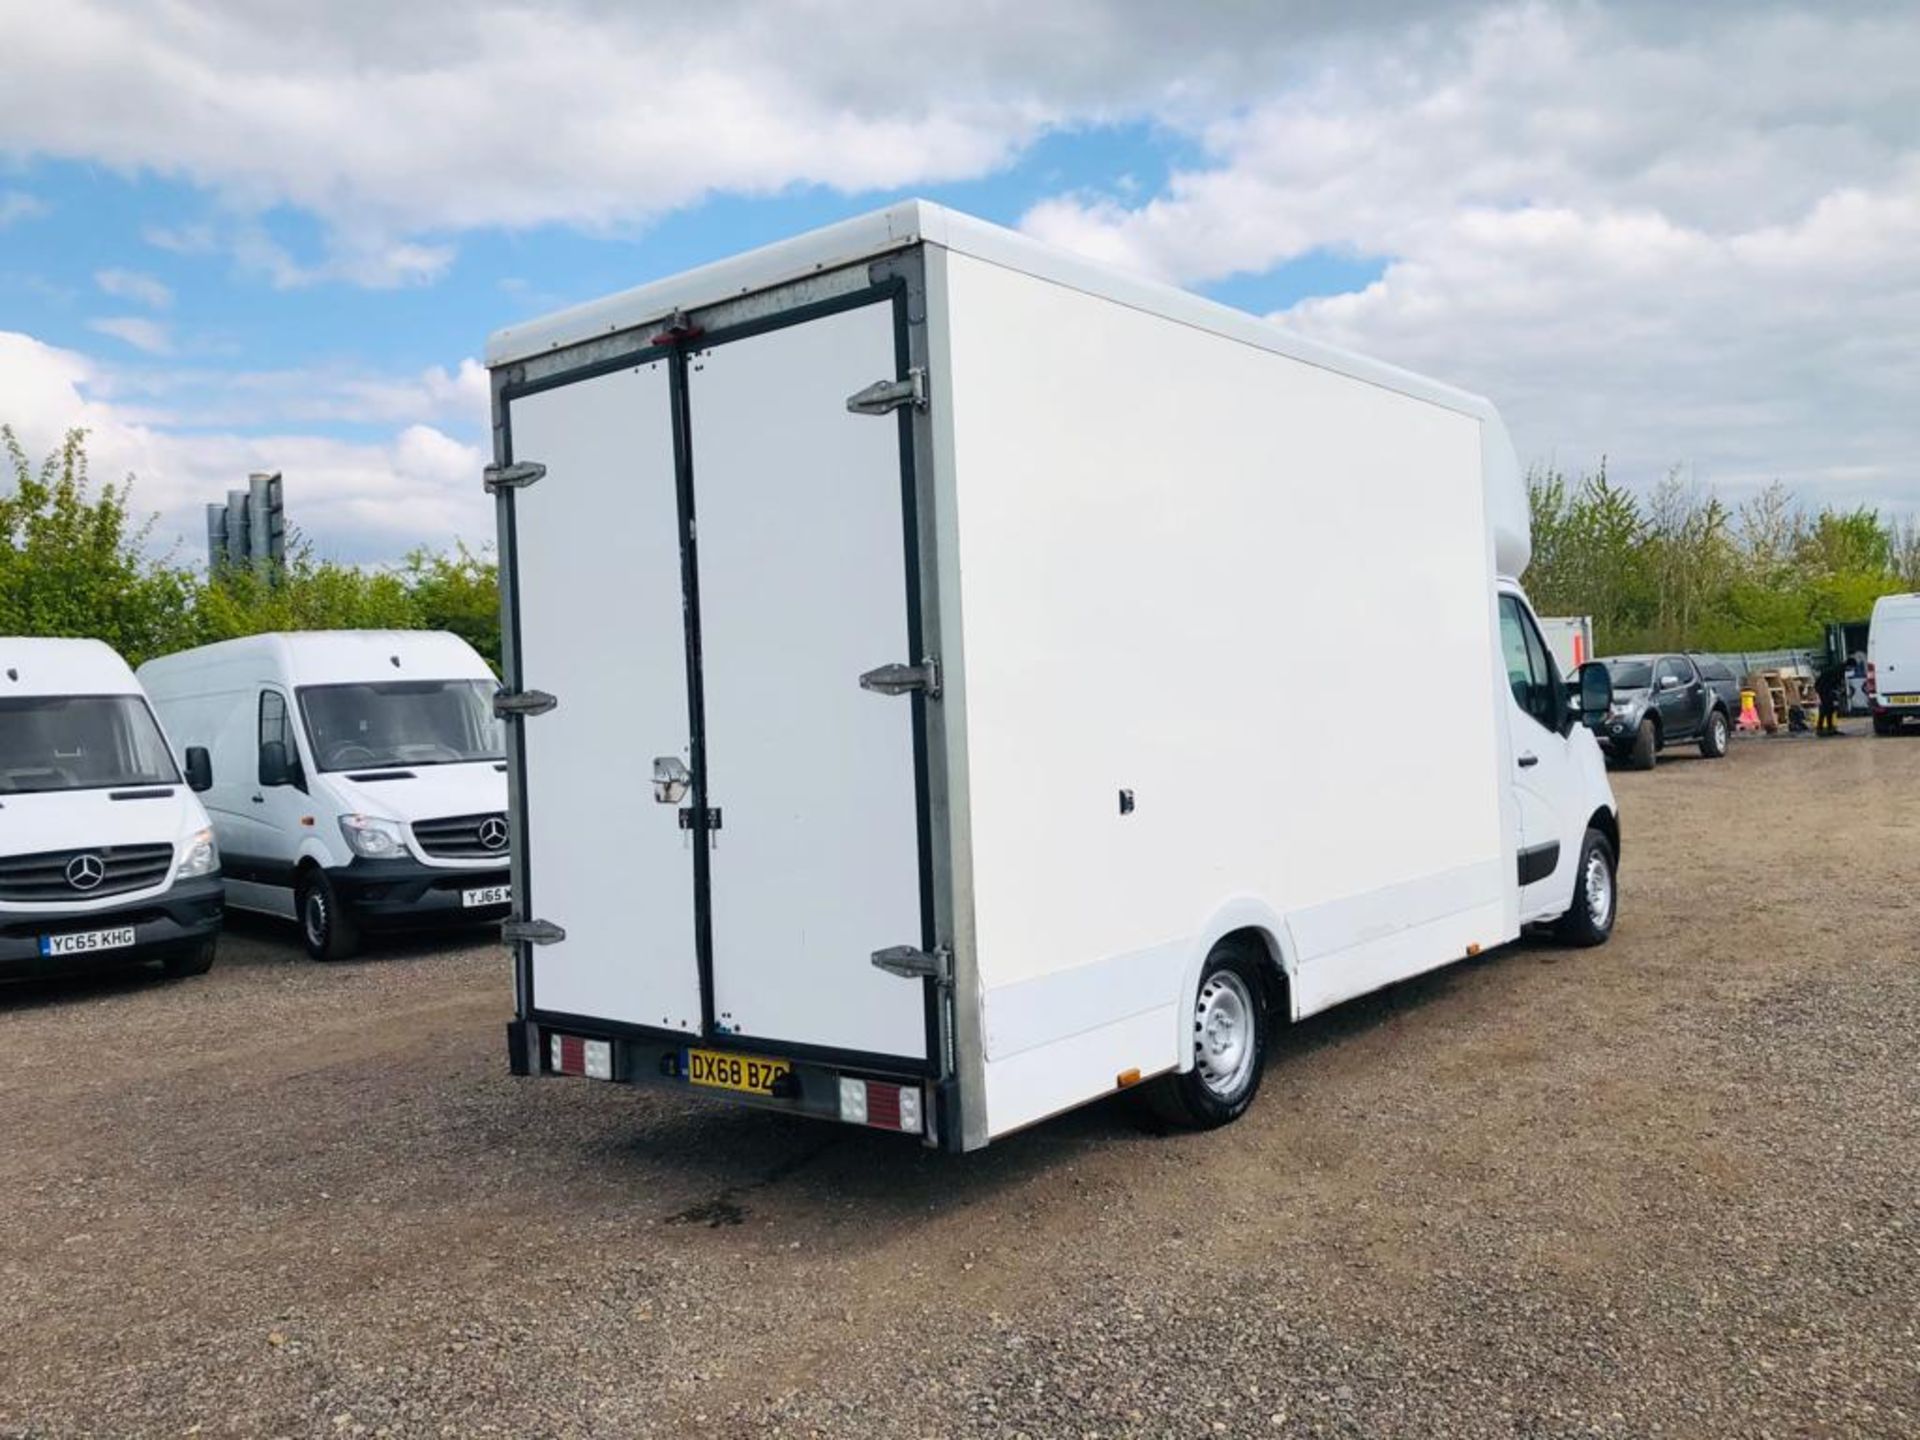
[{"left": 507, "top": 1018, "right": 953, "bottom": 1147}]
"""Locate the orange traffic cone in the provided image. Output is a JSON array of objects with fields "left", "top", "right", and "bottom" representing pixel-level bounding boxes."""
[{"left": 1737, "top": 688, "right": 1762, "bottom": 733}]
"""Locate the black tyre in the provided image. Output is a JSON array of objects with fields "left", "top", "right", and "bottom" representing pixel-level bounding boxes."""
[
  {"left": 1141, "top": 939, "right": 1269, "bottom": 1129},
  {"left": 1698, "top": 707, "right": 1730, "bottom": 759},
  {"left": 1626, "top": 718, "right": 1658, "bottom": 770},
  {"left": 298, "top": 870, "right": 362, "bottom": 962},
  {"left": 1554, "top": 827, "right": 1617, "bottom": 947},
  {"left": 1874, "top": 714, "right": 1898, "bottom": 736},
  {"left": 161, "top": 938, "right": 216, "bottom": 978}
]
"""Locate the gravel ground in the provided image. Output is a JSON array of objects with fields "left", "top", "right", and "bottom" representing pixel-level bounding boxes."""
[{"left": 3, "top": 730, "right": 1917, "bottom": 1439}]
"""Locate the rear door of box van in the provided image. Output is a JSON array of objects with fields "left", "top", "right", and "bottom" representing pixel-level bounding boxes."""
[{"left": 497, "top": 274, "right": 936, "bottom": 1071}]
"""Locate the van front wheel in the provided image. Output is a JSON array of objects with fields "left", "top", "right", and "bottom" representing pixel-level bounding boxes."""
[
  {"left": 1141, "top": 940, "right": 1269, "bottom": 1130},
  {"left": 1554, "top": 828, "right": 1617, "bottom": 948},
  {"left": 299, "top": 871, "right": 362, "bottom": 962}
]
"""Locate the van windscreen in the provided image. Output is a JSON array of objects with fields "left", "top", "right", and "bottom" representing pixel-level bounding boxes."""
[
  {"left": 0, "top": 695, "right": 181, "bottom": 793},
  {"left": 297, "top": 680, "right": 504, "bottom": 772}
]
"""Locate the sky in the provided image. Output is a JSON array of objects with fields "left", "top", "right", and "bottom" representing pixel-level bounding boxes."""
[{"left": 1, "top": 0, "right": 1916, "bottom": 564}]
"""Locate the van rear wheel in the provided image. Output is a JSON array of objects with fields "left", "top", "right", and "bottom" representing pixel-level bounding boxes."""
[
  {"left": 1140, "top": 940, "right": 1269, "bottom": 1130},
  {"left": 298, "top": 871, "right": 362, "bottom": 962}
]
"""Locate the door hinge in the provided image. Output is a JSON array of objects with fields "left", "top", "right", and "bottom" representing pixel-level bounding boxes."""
[
  {"left": 678, "top": 806, "right": 723, "bottom": 831},
  {"left": 871, "top": 944, "right": 951, "bottom": 984},
  {"left": 483, "top": 461, "right": 546, "bottom": 494},
  {"left": 493, "top": 688, "right": 557, "bottom": 719},
  {"left": 845, "top": 366, "right": 927, "bottom": 416},
  {"left": 503, "top": 918, "right": 566, "bottom": 946},
  {"left": 859, "top": 657, "right": 941, "bottom": 699}
]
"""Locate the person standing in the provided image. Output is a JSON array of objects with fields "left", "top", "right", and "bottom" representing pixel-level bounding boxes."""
[{"left": 1815, "top": 656, "right": 1846, "bottom": 736}]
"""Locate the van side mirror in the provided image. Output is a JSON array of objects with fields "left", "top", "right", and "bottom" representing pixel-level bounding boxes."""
[
  {"left": 184, "top": 746, "right": 213, "bottom": 793},
  {"left": 258, "top": 739, "right": 300, "bottom": 789},
  {"left": 1572, "top": 662, "right": 1612, "bottom": 725}
]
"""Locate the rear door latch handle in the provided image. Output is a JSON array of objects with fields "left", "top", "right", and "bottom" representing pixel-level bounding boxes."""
[
  {"left": 1518, "top": 752, "right": 1539, "bottom": 768},
  {"left": 652, "top": 756, "right": 691, "bottom": 804}
]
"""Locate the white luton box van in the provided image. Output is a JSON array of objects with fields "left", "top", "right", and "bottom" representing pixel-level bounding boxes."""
[
  {"left": 1, "top": 638, "right": 222, "bottom": 981},
  {"left": 485, "top": 200, "right": 1620, "bottom": 1150},
  {"left": 139, "top": 631, "right": 511, "bottom": 960}
]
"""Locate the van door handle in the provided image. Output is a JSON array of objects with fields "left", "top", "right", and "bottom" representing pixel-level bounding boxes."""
[
  {"left": 1517, "top": 753, "right": 1539, "bottom": 768},
  {"left": 251, "top": 793, "right": 266, "bottom": 803}
]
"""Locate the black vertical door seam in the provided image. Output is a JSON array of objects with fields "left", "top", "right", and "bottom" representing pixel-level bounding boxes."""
[{"left": 668, "top": 347, "right": 719, "bottom": 1038}]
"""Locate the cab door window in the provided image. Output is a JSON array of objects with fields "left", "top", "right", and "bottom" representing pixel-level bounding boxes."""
[
  {"left": 1499, "top": 595, "right": 1563, "bottom": 733},
  {"left": 258, "top": 689, "right": 299, "bottom": 785},
  {"left": 1655, "top": 656, "right": 1687, "bottom": 689}
]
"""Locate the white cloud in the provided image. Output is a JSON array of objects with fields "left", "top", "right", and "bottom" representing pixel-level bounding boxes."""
[
  {"left": 0, "top": 331, "right": 488, "bottom": 562},
  {"left": 93, "top": 268, "right": 173, "bottom": 309},
  {"left": 0, "top": 189, "right": 49, "bottom": 227},
  {"left": 2, "top": 1, "right": 1916, "bottom": 516},
  {"left": 86, "top": 316, "right": 174, "bottom": 355},
  {"left": 1017, "top": 4, "right": 1920, "bottom": 513}
]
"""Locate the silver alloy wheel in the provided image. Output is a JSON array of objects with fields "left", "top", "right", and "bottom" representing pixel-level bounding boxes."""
[
  {"left": 1193, "top": 969, "right": 1258, "bottom": 1100},
  {"left": 1584, "top": 845, "right": 1614, "bottom": 930},
  {"left": 304, "top": 889, "right": 328, "bottom": 949},
  {"left": 1711, "top": 713, "right": 1728, "bottom": 750}
]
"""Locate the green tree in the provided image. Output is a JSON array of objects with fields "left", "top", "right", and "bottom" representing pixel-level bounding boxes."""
[
  {"left": 194, "top": 536, "right": 421, "bottom": 644},
  {"left": 0, "top": 426, "right": 201, "bottom": 665},
  {"left": 400, "top": 541, "right": 500, "bottom": 671}
]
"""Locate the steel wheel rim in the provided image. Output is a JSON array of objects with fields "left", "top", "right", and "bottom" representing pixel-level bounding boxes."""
[
  {"left": 1194, "top": 970, "right": 1257, "bottom": 1099},
  {"left": 1712, "top": 714, "right": 1727, "bottom": 748},
  {"left": 304, "top": 891, "right": 328, "bottom": 949},
  {"left": 1585, "top": 848, "right": 1613, "bottom": 929}
]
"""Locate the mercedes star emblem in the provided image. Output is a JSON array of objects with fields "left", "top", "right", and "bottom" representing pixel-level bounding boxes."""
[
  {"left": 478, "top": 816, "right": 509, "bottom": 851},
  {"left": 65, "top": 853, "right": 106, "bottom": 891}
]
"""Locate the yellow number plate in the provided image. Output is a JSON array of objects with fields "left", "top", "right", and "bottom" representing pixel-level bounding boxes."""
[
  {"left": 1886, "top": 693, "right": 1920, "bottom": 706},
  {"left": 686, "top": 1048, "right": 791, "bottom": 1096}
]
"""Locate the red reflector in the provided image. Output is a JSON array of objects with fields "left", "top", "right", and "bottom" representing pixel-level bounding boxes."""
[
  {"left": 557, "top": 1034, "right": 585, "bottom": 1075},
  {"left": 865, "top": 1081, "right": 902, "bottom": 1130}
]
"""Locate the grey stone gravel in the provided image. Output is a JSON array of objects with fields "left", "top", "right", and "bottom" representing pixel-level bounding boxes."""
[{"left": 1, "top": 733, "right": 1916, "bottom": 1438}]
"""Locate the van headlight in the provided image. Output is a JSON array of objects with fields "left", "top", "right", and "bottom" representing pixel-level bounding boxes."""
[
  {"left": 176, "top": 827, "right": 219, "bottom": 880},
  {"left": 339, "top": 814, "right": 408, "bottom": 859}
]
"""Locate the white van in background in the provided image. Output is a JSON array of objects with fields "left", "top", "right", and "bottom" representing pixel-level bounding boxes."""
[
  {"left": 1, "top": 638, "right": 222, "bottom": 982},
  {"left": 139, "top": 631, "right": 510, "bottom": 960},
  {"left": 1866, "top": 593, "right": 1920, "bottom": 734}
]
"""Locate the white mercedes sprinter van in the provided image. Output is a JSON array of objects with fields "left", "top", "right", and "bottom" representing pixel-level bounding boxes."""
[
  {"left": 1866, "top": 592, "right": 1920, "bottom": 735},
  {"left": 1, "top": 638, "right": 222, "bottom": 982},
  {"left": 139, "top": 631, "right": 510, "bottom": 960}
]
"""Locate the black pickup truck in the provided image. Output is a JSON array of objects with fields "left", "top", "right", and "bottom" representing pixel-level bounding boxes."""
[{"left": 1590, "top": 653, "right": 1738, "bottom": 768}]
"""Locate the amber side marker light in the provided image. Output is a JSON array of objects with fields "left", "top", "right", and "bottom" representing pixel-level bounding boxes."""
[
  {"left": 1465, "top": 943, "right": 1482, "bottom": 957},
  {"left": 1115, "top": 1068, "right": 1142, "bottom": 1089}
]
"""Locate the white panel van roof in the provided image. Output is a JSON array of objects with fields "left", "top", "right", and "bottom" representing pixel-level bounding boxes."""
[
  {"left": 142, "top": 630, "right": 494, "bottom": 688},
  {"left": 0, "top": 637, "right": 142, "bottom": 697}
]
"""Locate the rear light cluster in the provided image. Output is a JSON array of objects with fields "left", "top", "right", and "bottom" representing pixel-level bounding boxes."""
[
  {"left": 550, "top": 1033, "right": 612, "bottom": 1080},
  {"left": 840, "top": 1076, "right": 922, "bottom": 1134},
  {"left": 1866, "top": 661, "right": 1877, "bottom": 701}
]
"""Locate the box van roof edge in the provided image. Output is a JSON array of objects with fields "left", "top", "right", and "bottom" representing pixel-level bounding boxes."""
[{"left": 484, "top": 199, "right": 1501, "bottom": 422}]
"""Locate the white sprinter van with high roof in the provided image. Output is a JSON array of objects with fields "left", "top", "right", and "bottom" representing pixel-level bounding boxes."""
[
  {"left": 139, "top": 631, "right": 510, "bottom": 960},
  {"left": 1, "top": 637, "right": 222, "bottom": 982}
]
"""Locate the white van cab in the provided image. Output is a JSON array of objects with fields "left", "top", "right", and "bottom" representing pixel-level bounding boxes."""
[
  {"left": 139, "top": 631, "right": 510, "bottom": 959},
  {"left": 1866, "top": 592, "right": 1920, "bottom": 734},
  {"left": 1, "top": 638, "right": 222, "bottom": 981}
]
